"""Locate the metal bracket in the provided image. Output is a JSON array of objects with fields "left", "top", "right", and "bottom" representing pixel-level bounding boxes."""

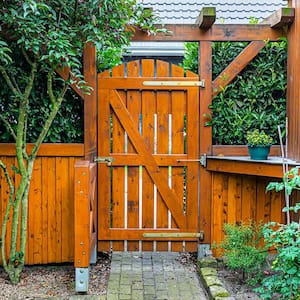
[
  {"left": 176, "top": 153, "right": 207, "bottom": 167},
  {"left": 94, "top": 156, "right": 114, "bottom": 166},
  {"left": 75, "top": 267, "right": 89, "bottom": 293},
  {"left": 200, "top": 154, "right": 207, "bottom": 167},
  {"left": 143, "top": 80, "right": 205, "bottom": 88}
]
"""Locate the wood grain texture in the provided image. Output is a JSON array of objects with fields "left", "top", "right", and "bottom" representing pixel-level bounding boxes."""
[
  {"left": 0, "top": 154, "right": 81, "bottom": 265},
  {"left": 287, "top": 1, "right": 300, "bottom": 161},
  {"left": 84, "top": 43, "right": 98, "bottom": 161},
  {"left": 211, "top": 173, "right": 285, "bottom": 255},
  {"left": 132, "top": 24, "right": 285, "bottom": 42},
  {"left": 199, "top": 42, "right": 213, "bottom": 244},
  {"left": 97, "top": 60, "right": 199, "bottom": 251}
]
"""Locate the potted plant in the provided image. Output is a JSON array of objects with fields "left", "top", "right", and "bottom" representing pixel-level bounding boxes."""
[{"left": 246, "top": 129, "right": 273, "bottom": 160}]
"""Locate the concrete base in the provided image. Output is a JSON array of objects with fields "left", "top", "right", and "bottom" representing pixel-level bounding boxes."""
[
  {"left": 198, "top": 244, "right": 212, "bottom": 259},
  {"left": 75, "top": 267, "right": 89, "bottom": 293}
]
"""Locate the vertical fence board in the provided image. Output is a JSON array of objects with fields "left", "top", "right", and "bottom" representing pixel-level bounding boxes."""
[
  {"left": 156, "top": 60, "right": 171, "bottom": 251},
  {"left": 47, "top": 157, "right": 57, "bottom": 263},
  {"left": 126, "top": 61, "right": 141, "bottom": 251},
  {"left": 141, "top": 59, "right": 155, "bottom": 251},
  {"left": 30, "top": 158, "right": 43, "bottom": 264},
  {"left": 211, "top": 172, "right": 285, "bottom": 255},
  {"left": 111, "top": 64, "right": 126, "bottom": 251},
  {"left": 170, "top": 64, "right": 185, "bottom": 251},
  {"left": 41, "top": 157, "right": 49, "bottom": 263}
]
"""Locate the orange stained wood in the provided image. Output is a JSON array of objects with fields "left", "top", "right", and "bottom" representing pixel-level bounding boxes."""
[
  {"left": 83, "top": 42, "right": 98, "bottom": 161},
  {"left": 287, "top": 1, "right": 300, "bottom": 161},
  {"left": 0, "top": 143, "right": 84, "bottom": 156},
  {"left": 199, "top": 41, "right": 213, "bottom": 244},
  {"left": 74, "top": 161, "right": 97, "bottom": 268},
  {"left": 141, "top": 60, "right": 155, "bottom": 251},
  {"left": 126, "top": 61, "right": 141, "bottom": 251},
  {"left": 111, "top": 64, "right": 126, "bottom": 251},
  {"left": 97, "top": 60, "right": 200, "bottom": 252},
  {"left": 0, "top": 151, "right": 82, "bottom": 265},
  {"left": 206, "top": 158, "right": 286, "bottom": 178},
  {"left": 211, "top": 173, "right": 285, "bottom": 256}
]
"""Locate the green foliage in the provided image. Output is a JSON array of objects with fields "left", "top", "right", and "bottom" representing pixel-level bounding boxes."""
[
  {"left": 256, "top": 167, "right": 300, "bottom": 299},
  {"left": 0, "top": 0, "right": 159, "bottom": 143},
  {"left": 0, "top": 45, "right": 83, "bottom": 143},
  {"left": 182, "top": 40, "right": 287, "bottom": 145},
  {"left": 256, "top": 222, "right": 300, "bottom": 299},
  {"left": 246, "top": 129, "right": 273, "bottom": 147},
  {"left": 0, "top": 0, "right": 160, "bottom": 284},
  {"left": 216, "top": 222, "right": 267, "bottom": 285},
  {"left": 267, "top": 167, "right": 300, "bottom": 197}
]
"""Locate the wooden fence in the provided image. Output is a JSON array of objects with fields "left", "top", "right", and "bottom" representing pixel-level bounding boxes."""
[
  {"left": 211, "top": 173, "right": 285, "bottom": 249},
  {"left": 0, "top": 143, "right": 297, "bottom": 264},
  {"left": 0, "top": 144, "right": 84, "bottom": 265}
]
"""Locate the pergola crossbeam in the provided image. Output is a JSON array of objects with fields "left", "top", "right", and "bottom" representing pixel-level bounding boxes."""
[
  {"left": 196, "top": 7, "right": 216, "bottom": 30},
  {"left": 261, "top": 7, "right": 294, "bottom": 29},
  {"left": 132, "top": 24, "right": 286, "bottom": 42}
]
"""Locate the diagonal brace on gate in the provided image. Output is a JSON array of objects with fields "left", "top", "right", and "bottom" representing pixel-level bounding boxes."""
[{"left": 109, "top": 90, "right": 187, "bottom": 229}]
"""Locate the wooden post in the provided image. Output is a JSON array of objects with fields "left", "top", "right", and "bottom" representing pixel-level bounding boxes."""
[
  {"left": 287, "top": 0, "right": 300, "bottom": 161},
  {"left": 199, "top": 42, "right": 213, "bottom": 247},
  {"left": 83, "top": 43, "right": 97, "bottom": 161},
  {"left": 74, "top": 160, "right": 97, "bottom": 292}
]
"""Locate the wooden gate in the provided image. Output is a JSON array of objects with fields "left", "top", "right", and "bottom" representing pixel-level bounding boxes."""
[{"left": 97, "top": 60, "right": 202, "bottom": 252}]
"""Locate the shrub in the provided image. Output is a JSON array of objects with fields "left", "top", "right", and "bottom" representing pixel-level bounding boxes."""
[
  {"left": 256, "top": 167, "right": 300, "bottom": 299},
  {"left": 257, "top": 222, "right": 300, "bottom": 300},
  {"left": 216, "top": 222, "right": 267, "bottom": 285}
]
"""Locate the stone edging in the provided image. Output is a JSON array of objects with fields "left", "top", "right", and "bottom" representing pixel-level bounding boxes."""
[{"left": 198, "top": 257, "right": 233, "bottom": 300}]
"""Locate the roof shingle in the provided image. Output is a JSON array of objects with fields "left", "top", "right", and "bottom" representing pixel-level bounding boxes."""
[{"left": 138, "top": 0, "right": 288, "bottom": 24}]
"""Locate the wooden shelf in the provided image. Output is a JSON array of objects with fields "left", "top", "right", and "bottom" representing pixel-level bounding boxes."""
[{"left": 206, "top": 156, "right": 299, "bottom": 178}]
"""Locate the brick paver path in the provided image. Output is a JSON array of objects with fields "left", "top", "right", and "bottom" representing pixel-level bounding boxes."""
[{"left": 106, "top": 252, "right": 208, "bottom": 300}]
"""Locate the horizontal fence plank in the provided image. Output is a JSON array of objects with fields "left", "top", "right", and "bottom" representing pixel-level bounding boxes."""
[
  {"left": 207, "top": 158, "right": 285, "bottom": 178},
  {"left": 212, "top": 145, "right": 281, "bottom": 156},
  {"left": 0, "top": 143, "right": 84, "bottom": 157}
]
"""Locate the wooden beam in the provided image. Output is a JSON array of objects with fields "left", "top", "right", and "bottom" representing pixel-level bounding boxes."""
[
  {"left": 212, "top": 145, "right": 281, "bottom": 157},
  {"left": 213, "top": 41, "right": 267, "bottom": 96},
  {"left": 261, "top": 7, "right": 295, "bottom": 28},
  {"left": 55, "top": 66, "right": 84, "bottom": 98},
  {"left": 287, "top": 2, "right": 300, "bottom": 160},
  {"left": 0, "top": 143, "right": 84, "bottom": 156},
  {"left": 132, "top": 24, "right": 286, "bottom": 42},
  {"left": 83, "top": 42, "right": 98, "bottom": 161},
  {"left": 196, "top": 7, "right": 216, "bottom": 30},
  {"left": 199, "top": 41, "right": 213, "bottom": 245},
  {"left": 207, "top": 158, "right": 285, "bottom": 178}
]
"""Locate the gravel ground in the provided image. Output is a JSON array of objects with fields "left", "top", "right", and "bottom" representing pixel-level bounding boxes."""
[{"left": 0, "top": 252, "right": 111, "bottom": 300}]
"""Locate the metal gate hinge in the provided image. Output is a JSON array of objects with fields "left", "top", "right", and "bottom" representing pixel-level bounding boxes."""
[
  {"left": 143, "top": 80, "right": 205, "bottom": 88},
  {"left": 200, "top": 154, "right": 207, "bottom": 167},
  {"left": 94, "top": 156, "right": 114, "bottom": 166}
]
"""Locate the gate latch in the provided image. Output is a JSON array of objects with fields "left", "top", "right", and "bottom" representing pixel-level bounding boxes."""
[{"left": 94, "top": 156, "right": 114, "bottom": 166}]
